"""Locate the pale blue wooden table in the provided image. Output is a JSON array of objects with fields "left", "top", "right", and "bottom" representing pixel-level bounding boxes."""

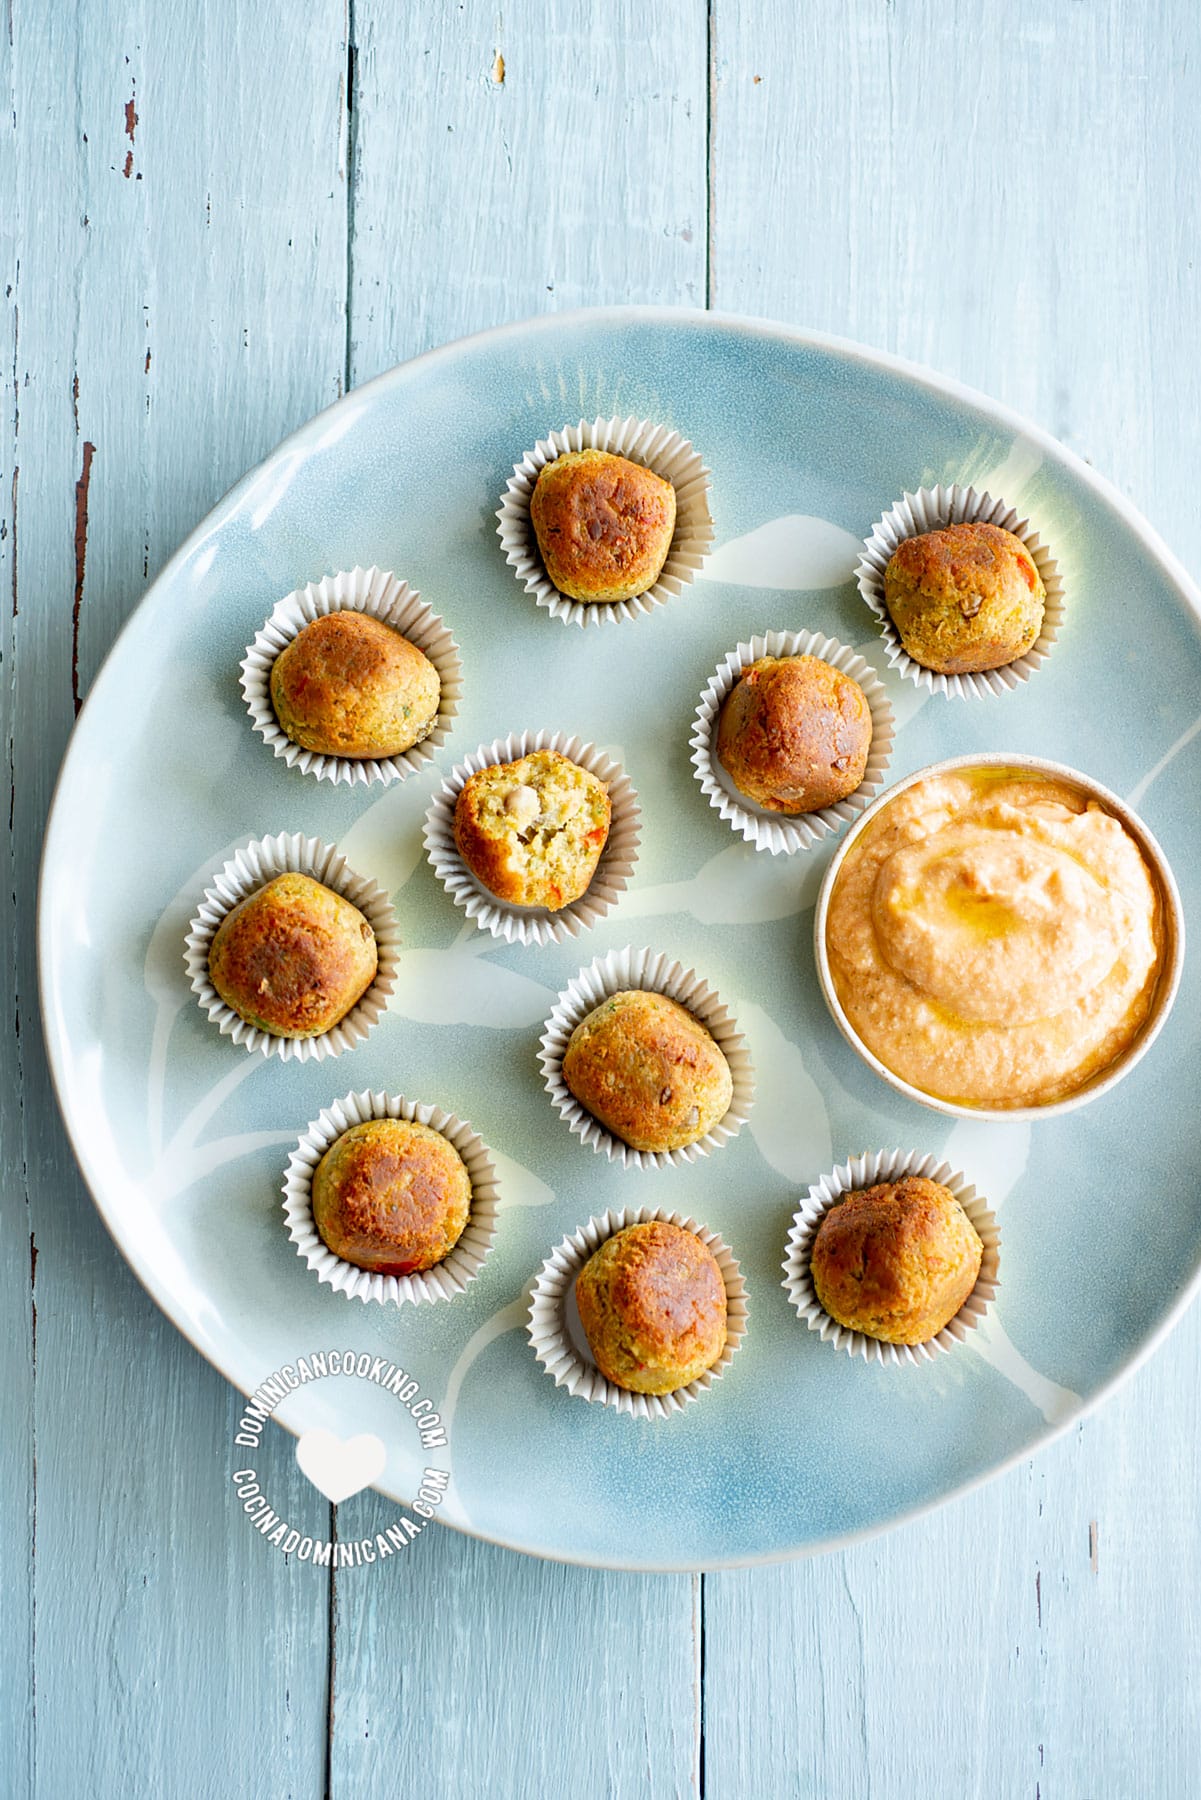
[{"left": 5, "top": 5, "right": 1200, "bottom": 1795}]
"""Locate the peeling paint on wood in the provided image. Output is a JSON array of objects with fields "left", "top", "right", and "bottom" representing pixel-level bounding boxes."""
[
  {"left": 4, "top": 5, "right": 1201, "bottom": 1798},
  {"left": 2, "top": 8, "right": 349, "bottom": 1795},
  {"left": 70, "top": 440, "right": 94, "bottom": 714},
  {"left": 329, "top": 11, "right": 708, "bottom": 1792},
  {"left": 122, "top": 75, "right": 136, "bottom": 176},
  {"left": 8, "top": 465, "right": 15, "bottom": 615}
]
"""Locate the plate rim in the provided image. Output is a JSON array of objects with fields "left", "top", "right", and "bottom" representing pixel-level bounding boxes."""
[{"left": 36, "top": 303, "right": 1201, "bottom": 1570}]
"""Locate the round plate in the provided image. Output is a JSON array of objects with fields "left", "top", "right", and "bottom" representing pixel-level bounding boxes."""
[{"left": 38, "top": 308, "right": 1201, "bottom": 1570}]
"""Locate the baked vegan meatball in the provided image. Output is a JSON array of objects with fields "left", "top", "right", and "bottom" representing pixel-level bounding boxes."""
[
  {"left": 312, "top": 1119, "right": 472, "bottom": 1276},
  {"left": 562, "top": 989, "right": 733, "bottom": 1154},
  {"left": 809, "top": 1175, "right": 983, "bottom": 1345},
  {"left": 716, "top": 654, "right": 873, "bottom": 814},
  {"left": 207, "top": 872, "right": 377, "bottom": 1039},
  {"left": 453, "top": 747, "right": 611, "bottom": 910},
  {"left": 575, "top": 1220, "right": 728, "bottom": 1394},
  {"left": 529, "top": 449, "right": 677, "bottom": 603},
  {"left": 882, "top": 521, "right": 1045, "bottom": 675},
  {"left": 270, "top": 610, "right": 441, "bottom": 758}
]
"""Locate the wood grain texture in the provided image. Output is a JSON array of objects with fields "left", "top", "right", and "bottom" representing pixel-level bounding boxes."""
[
  {"left": 326, "top": 7, "right": 708, "bottom": 1795},
  {"left": 6, "top": 0, "right": 1201, "bottom": 1795},
  {"left": 711, "top": 0, "right": 1201, "bottom": 565},
  {"left": 705, "top": 1369, "right": 1201, "bottom": 1800},
  {"left": 704, "top": 4, "right": 1201, "bottom": 1796},
  {"left": 1, "top": 16, "right": 34, "bottom": 1798},
  {"left": 346, "top": 0, "right": 708, "bottom": 378},
  {"left": 331, "top": 1500, "right": 701, "bottom": 1800},
  {"left": 4, "top": 3, "right": 351, "bottom": 1794}
]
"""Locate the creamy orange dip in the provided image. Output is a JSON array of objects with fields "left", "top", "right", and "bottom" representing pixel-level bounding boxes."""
[{"left": 825, "top": 769, "right": 1165, "bottom": 1108}]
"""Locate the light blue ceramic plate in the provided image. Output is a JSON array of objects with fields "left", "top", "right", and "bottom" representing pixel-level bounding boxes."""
[{"left": 38, "top": 309, "right": 1201, "bottom": 1569}]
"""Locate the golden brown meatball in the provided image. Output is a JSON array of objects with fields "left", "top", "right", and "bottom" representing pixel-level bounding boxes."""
[
  {"left": 529, "top": 449, "right": 676, "bottom": 603},
  {"left": 575, "top": 1221, "right": 728, "bottom": 1394},
  {"left": 809, "top": 1176, "right": 983, "bottom": 1345},
  {"left": 716, "top": 655, "right": 873, "bottom": 814},
  {"left": 270, "top": 611, "right": 440, "bottom": 758},
  {"left": 883, "top": 521, "right": 1045, "bottom": 675},
  {"left": 562, "top": 989, "right": 733, "bottom": 1153},
  {"left": 312, "top": 1119, "right": 472, "bottom": 1275},
  {"left": 207, "top": 872, "right": 377, "bottom": 1038},
  {"left": 452, "top": 748, "right": 611, "bottom": 910}
]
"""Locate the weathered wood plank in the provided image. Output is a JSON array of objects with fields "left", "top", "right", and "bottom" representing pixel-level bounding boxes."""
[
  {"left": 7, "top": 4, "right": 350, "bottom": 1793},
  {"left": 703, "top": 2, "right": 1201, "bottom": 1795},
  {"left": 10, "top": 1, "right": 1201, "bottom": 1794},
  {"left": 705, "top": 1325, "right": 1201, "bottom": 1800},
  {"left": 333, "top": 1501, "right": 702, "bottom": 1800},
  {"left": 346, "top": 0, "right": 708, "bottom": 379},
  {"left": 328, "top": 5, "right": 708, "bottom": 1795},
  {"left": 711, "top": 0, "right": 1201, "bottom": 563},
  {"left": 1, "top": 13, "right": 34, "bottom": 1795}
]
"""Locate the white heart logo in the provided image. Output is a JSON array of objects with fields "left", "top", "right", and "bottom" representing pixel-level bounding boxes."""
[{"left": 295, "top": 1428, "right": 387, "bottom": 1504}]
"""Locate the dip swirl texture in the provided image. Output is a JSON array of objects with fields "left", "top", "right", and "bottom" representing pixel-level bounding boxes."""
[{"left": 825, "top": 771, "right": 1164, "bottom": 1108}]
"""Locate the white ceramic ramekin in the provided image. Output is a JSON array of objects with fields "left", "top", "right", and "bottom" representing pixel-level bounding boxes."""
[{"left": 813, "top": 753, "right": 1185, "bottom": 1120}]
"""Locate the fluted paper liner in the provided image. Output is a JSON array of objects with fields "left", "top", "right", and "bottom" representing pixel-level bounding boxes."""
[
  {"left": 538, "top": 945, "right": 755, "bottom": 1169},
  {"left": 283, "top": 1088, "right": 500, "bottom": 1305},
  {"left": 690, "top": 629, "right": 896, "bottom": 855},
  {"left": 423, "top": 729, "right": 641, "bottom": 946},
  {"left": 240, "top": 565, "right": 463, "bottom": 786},
  {"left": 496, "top": 415, "right": 714, "bottom": 627},
  {"left": 856, "top": 483, "right": 1065, "bottom": 698},
  {"left": 782, "top": 1148, "right": 1000, "bottom": 1365},
  {"left": 528, "top": 1205, "right": 748, "bottom": 1418},
  {"left": 184, "top": 831, "right": 401, "bottom": 1061}
]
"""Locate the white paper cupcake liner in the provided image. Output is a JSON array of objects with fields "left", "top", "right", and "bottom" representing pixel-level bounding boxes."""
[
  {"left": 690, "top": 629, "right": 896, "bottom": 855},
  {"left": 496, "top": 415, "right": 714, "bottom": 628},
  {"left": 283, "top": 1088, "right": 500, "bottom": 1305},
  {"left": 239, "top": 565, "right": 463, "bottom": 785},
  {"left": 782, "top": 1147, "right": 1001, "bottom": 1366},
  {"left": 855, "top": 483, "right": 1065, "bottom": 698},
  {"left": 423, "top": 729, "right": 641, "bottom": 946},
  {"left": 527, "top": 1205, "right": 748, "bottom": 1419},
  {"left": 183, "top": 832, "right": 401, "bottom": 1061},
  {"left": 538, "top": 945, "right": 755, "bottom": 1169}
]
